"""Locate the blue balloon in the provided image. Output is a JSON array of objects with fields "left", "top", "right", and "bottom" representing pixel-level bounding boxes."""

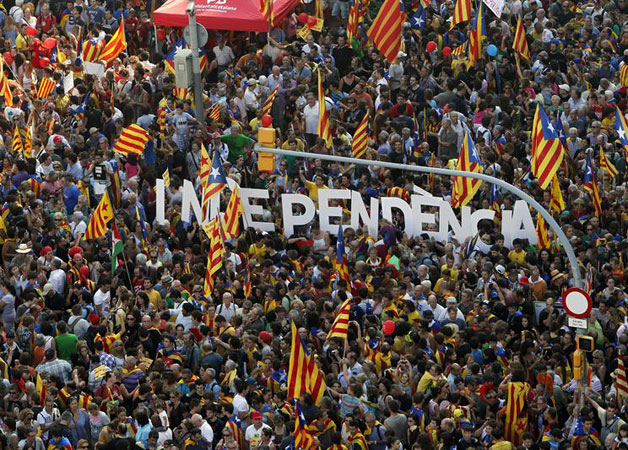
[{"left": 486, "top": 44, "right": 498, "bottom": 57}]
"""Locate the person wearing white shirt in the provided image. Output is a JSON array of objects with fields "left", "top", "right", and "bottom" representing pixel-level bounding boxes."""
[
  {"left": 422, "top": 294, "right": 447, "bottom": 322},
  {"left": 93, "top": 280, "right": 111, "bottom": 318},
  {"left": 213, "top": 39, "right": 236, "bottom": 71},
  {"left": 301, "top": 34, "right": 322, "bottom": 55},
  {"left": 233, "top": 385, "right": 250, "bottom": 419},
  {"left": 243, "top": 80, "right": 260, "bottom": 114},
  {"left": 216, "top": 292, "right": 237, "bottom": 322},
  {"left": 48, "top": 260, "right": 66, "bottom": 297},
  {"left": 190, "top": 414, "right": 214, "bottom": 444},
  {"left": 70, "top": 212, "right": 87, "bottom": 240},
  {"left": 245, "top": 412, "right": 271, "bottom": 447}
]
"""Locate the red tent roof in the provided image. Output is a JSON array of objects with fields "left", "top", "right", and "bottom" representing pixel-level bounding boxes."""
[{"left": 154, "top": 0, "right": 298, "bottom": 32}]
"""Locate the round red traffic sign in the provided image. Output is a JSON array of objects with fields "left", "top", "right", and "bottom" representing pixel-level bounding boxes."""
[{"left": 563, "top": 287, "right": 592, "bottom": 319}]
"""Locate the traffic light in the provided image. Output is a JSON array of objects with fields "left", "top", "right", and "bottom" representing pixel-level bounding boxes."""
[{"left": 257, "top": 127, "right": 276, "bottom": 173}]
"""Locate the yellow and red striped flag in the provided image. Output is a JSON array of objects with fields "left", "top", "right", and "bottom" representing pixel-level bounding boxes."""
[
  {"left": 599, "top": 147, "right": 618, "bottom": 178},
  {"left": 162, "top": 168, "right": 171, "bottom": 187},
  {"left": 288, "top": 321, "right": 326, "bottom": 405},
  {"left": 84, "top": 191, "right": 115, "bottom": 240},
  {"left": 36, "top": 77, "right": 56, "bottom": 99},
  {"left": 36, "top": 373, "right": 46, "bottom": 406},
  {"left": 450, "top": 0, "right": 471, "bottom": 29},
  {"left": 620, "top": 64, "right": 628, "bottom": 88},
  {"left": 451, "top": 132, "right": 483, "bottom": 207},
  {"left": 174, "top": 87, "right": 187, "bottom": 100},
  {"left": 347, "top": 0, "right": 360, "bottom": 42},
  {"left": 260, "top": 0, "right": 274, "bottom": 25},
  {"left": 549, "top": 176, "right": 564, "bottom": 214},
  {"left": 504, "top": 381, "right": 530, "bottom": 446},
  {"left": 367, "top": 0, "right": 405, "bottom": 63},
  {"left": 531, "top": 103, "right": 564, "bottom": 190},
  {"left": 617, "top": 355, "right": 628, "bottom": 403},
  {"left": 428, "top": 153, "right": 436, "bottom": 192},
  {"left": 203, "top": 218, "right": 224, "bottom": 297},
  {"left": 158, "top": 107, "right": 167, "bottom": 137},
  {"left": 317, "top": 69, "right": 332, "bottom": 147},
  {"left": 535, "top": 213, "right": 551, "bottom": 249},
  {"left": 200, "top": 143, "right": 211, "bottom": 211},
  {"left": 21, "top": 126, "right": 32, "bottom": 157},
  {"left": 46, "top": 118, "right": 57, "bottom": 135},
  {"left": 512, "top": 15, "right": 530, "bottom": 61},
  {"left": 467, "top": 2, "right": 484, "bottom": 65},
  {"left": 262, "top": 85, "right": 278, "bottom": 116},
  {"left": 326, "top": 298, "right": 351, "bottom": 341},
  {"left": 0, "top": 58, "right": 13, "bottom": 107},
  {"left": 100, "top": 20, "right": 126, "bottom": 64},
  {"left": 113, "top": 124, "right": 149, "bottom": 156},
  {"left": 352, "top": 112, "right": 369, "bottom": 159},
  {"left": 222, "top": 185, "right": 244, "bottom": 240},
  {"left": 12, "top": 127, "right": 23, "bottom": 155},
  {"left": 209, "top": 103, "right": 221, "bottom": 121}
]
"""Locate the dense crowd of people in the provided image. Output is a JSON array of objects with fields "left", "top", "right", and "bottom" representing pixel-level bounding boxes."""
[{"left": 0, "top": 0, "right": 626, "bottom": 449}]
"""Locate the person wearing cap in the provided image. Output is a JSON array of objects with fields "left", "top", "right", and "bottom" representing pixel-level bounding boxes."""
[{"left": 245, "top": 410, "right": 271, "bottom": 446}]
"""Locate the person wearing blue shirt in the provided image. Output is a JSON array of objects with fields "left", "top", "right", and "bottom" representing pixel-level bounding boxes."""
[{"left": 63, "top": 175, "right": 80, "bottom": 214}]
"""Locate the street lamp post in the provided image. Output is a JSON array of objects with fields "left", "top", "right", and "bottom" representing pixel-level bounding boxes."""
[
  {"left": 186, "top": 0, "right": 206, "bottom": 123},
  {"left": 255, "top": 147, "right": 584, "bottom": 288}
]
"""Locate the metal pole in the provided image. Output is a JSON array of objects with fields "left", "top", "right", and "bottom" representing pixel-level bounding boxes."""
[
  {"left": 255, "top": 147, "right": 583, "bottom": 288},
  {"left": 186, "top": 0, "right": 206, "bottom": 123}
]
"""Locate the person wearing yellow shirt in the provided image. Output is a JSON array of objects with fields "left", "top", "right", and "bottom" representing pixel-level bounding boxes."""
[
  {"left": 249, "top": 240, "right": 267, "bottom": 262},
  {"left": 440, "top": 256, "right": 459, "bottom": 280},
  {"left": 299, "top": 170, "right": 327, "bottom": 208},
  {"left": 433, "top": 269, "right": 452, "bottom": 296},
  {"left": 417, "top": 362, "right": 445, "bottom": 393},
  {"left": 142, "top": 279, "right": 162, "bottom": 309},
  {"left": 507, "top": 239, "right": 527, "bottom": 265}
]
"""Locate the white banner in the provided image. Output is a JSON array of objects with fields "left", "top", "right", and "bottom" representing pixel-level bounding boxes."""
[{"left": 483, "top": 0, "right": 504, "bottom": 17}]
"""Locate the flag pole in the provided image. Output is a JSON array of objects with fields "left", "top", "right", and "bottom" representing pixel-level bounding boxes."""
[{"left": 119, "top": 237, "right": 135, "bottom": 289}]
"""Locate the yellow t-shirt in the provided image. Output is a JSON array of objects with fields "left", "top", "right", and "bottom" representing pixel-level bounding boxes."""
[
  {"left": 508, "top": 249, "right": 527, "bottom": 265},
  {"left": 249, "top": 243, "right": 267, "bottom": 260},
  {"left": 146, "top": 289, "right": 162, "bottom": 309},
  {"left": 304, "top": 180, "right": 328, "bottom": 207},
  {"left": 440, "top": 264, "right": 460, "bottom": 280}
]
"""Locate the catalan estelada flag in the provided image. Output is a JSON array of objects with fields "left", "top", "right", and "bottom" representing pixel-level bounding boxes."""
[
  {"left": 203, "top": 218, "right": 224, "bottom": 297},
  {"left": 113, "top": 124, "right": 149, "bottom": 156},
  {"left": 317, "top": 69, "right": 332, "bottom": 147},
  {"left": 535, "top": 212, "right": 551, "bottom": 249},
  {"left": 467, "top": 2, "right": 485, "bottom": 65},
  {"left": 84, "top": 191, "right": 115, "bottom": 240},
  {"left": 367, "top": 0, "right": 405, "bottom": 63},
  {"left": 489, "top": 183, "right": 501, "bottom": 223},
  {"left": 222, "top": 185, "right": 244, "bottom": 239},
  {"left": 512, "top": 15, "right": 530, "bottom": 61},
  {"left": 352, "top": 112, "right": 369, "bottom": 159},
  {"left": 450, "top": 0, "right": 471, "bottom": 29},
  {"left": 203, "top": 150, "right": 227, "bottom": 206},
  {"left": 549, "top": 176, "right": 564, "bottom": 214},
  {"left": 288, "top": 321, "right": 326, "bottom": 405},
  {"left": 326, "top": 298, "right": 351, "bottom": 341},
  {"left": 82, "top": 38, "right": 104, "bottom": 63},
  {"left": 583, "top": 150, "right": 602, "bottom": 217},
  {"left": 599, "top": 147, "right": 618, "bottom": 178},
  {"left": 451, "top": 132, "right": 483, "bottom": 208},
  {"left": 36, "top": 77, "right": 56, "bottom": 99},
  {"left": 100, "top": 20, "right": 126, "bottom": 64},
  {"left": 262, "top": 85, "right": 278, "bottom": 116},
  {"left": 335, "top": 225, "right": 351, "bottom": 285},
  {"left": 615, "top": 106, "right": 628, "bottom": 161},
  {"left": 294, "top": 402, "right": 314, "bottom": 449},
  {"left": 504, "top": 381, "right": 530, "bottom": 446},
  {"left": 531, "top": 103, "right": 563, "bottom": 190},
  {"left": 200, "top": 143, "right": 212, "bottom": 211}
]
